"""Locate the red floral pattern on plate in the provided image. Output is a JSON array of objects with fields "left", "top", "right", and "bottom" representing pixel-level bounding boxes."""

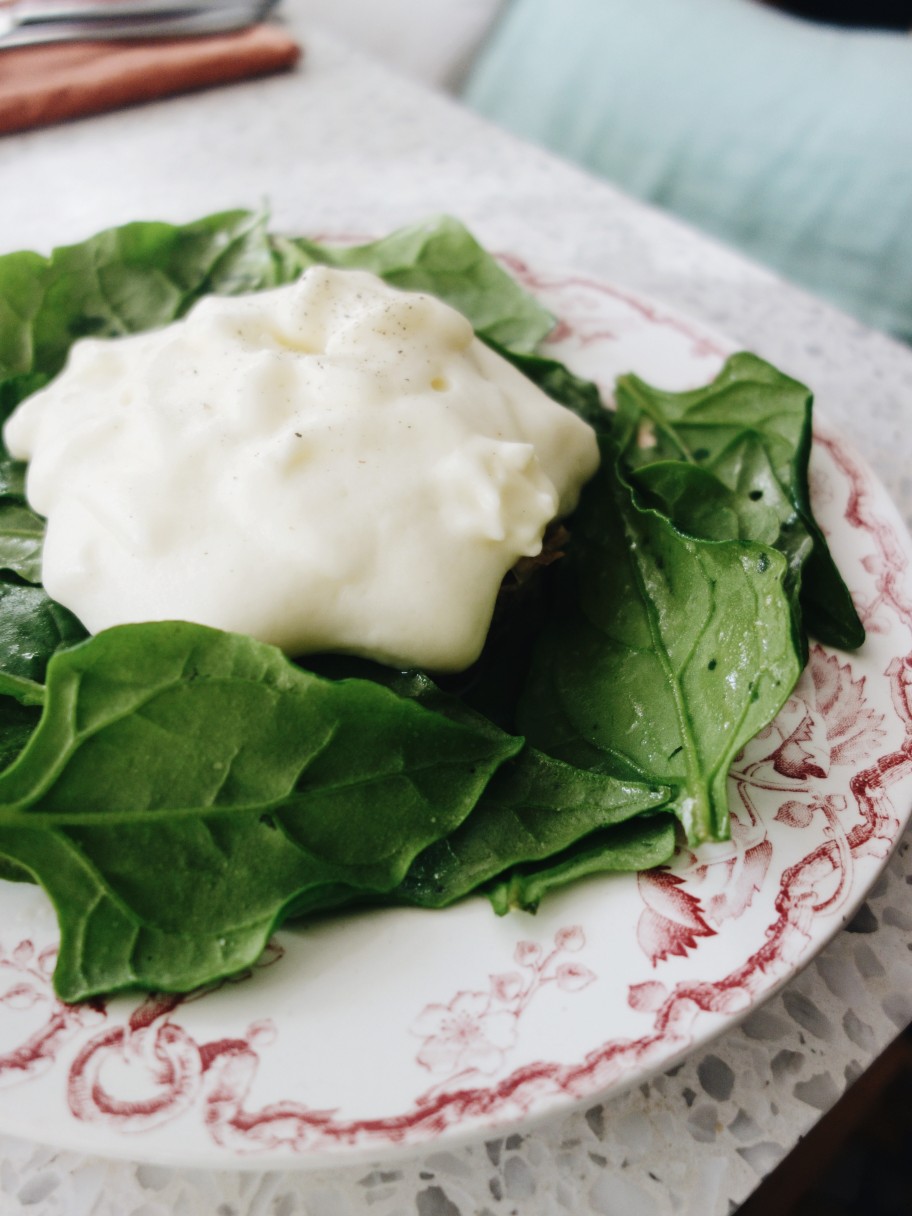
[
  {"left": 411, "top": 927, "right": 595, "bottom": 1086},
  {"left": 0, "top": 270, "right": 909, "bottom": 1165}
]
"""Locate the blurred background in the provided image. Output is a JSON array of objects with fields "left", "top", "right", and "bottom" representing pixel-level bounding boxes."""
[{"left": 294, "top": 0, "right": 912, "bottom": 349}]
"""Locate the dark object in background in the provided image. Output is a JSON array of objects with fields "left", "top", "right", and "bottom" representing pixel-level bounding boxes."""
[
  {"left": 736, "top": 1028, "right": 912, "bottom": 1215},
  {"left": 464, "top": 0, "right": 912, "bottom": 346},
  {"left": 762, "top": 0, "right": 912, "bottom": 27}
]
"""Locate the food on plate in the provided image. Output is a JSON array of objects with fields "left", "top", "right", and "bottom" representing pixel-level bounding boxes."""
[
  {"left": 4, "top": 266, "right": 599, "bottom": 672},
  {"left": 0, "top": 211, "right": 864, "bottom": 1001}
]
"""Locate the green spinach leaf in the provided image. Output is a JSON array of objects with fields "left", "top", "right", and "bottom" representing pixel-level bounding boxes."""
[
  {"left": 0, "top": 579, "right": 86, "bottom": 682},
  {"left": 0, "top": 211, "right": 280, "bottom": 389},
  {"left": 0, "top": 622, "right": 518, "bottom": 1000},
  {"left": 615, "top": 354, "right": 864, "bottom": 650},
  {"left": 517, "top": 439, "right": 802, "bottom": 844},
  {"left": 0, "top": 502, "right": 45, "bottom": 584},
  {"left": 398, "top": 748, "right": 671, "bottom": 908},
  {"left": 488, "top": 816, "right": 677, "bottom": 914}
]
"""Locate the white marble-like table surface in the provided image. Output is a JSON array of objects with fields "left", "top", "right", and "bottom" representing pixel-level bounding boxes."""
[{"left": 3, "top": 14, "right": 912, "bottom": 1215}]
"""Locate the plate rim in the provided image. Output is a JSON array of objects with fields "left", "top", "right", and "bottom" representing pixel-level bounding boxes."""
[{"left": 0, "top": 262, "right": 908, "bottom": 1169}]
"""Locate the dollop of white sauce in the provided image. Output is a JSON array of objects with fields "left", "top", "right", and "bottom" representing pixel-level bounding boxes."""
[{"left": 5, "top": 267, "right": 600, "bottom": 671}]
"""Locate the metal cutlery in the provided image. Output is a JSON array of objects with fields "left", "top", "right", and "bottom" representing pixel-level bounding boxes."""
[{"left": 0, "top": 0, "right": 280, "bottom": 48}]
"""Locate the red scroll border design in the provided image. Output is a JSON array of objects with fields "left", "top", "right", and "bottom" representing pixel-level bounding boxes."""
[{"left": 0, "top": 276, "right": 908, "bottom": 1159}]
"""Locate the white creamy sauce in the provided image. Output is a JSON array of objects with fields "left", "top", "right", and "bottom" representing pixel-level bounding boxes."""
[{"left": 5, "top": 267, "right": 600, "bottom": 671}]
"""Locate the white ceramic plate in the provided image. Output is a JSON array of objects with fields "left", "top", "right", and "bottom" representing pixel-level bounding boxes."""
[{"left": 0, "top": 265, "right": 910, "bottom": 1169}]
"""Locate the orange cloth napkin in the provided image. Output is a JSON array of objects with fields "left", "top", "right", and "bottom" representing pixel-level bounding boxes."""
[{"left": 0, "top": 22, "right": 302, "bottom": 135}]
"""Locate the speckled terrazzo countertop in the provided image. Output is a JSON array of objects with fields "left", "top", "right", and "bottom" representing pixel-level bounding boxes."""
[{"left": 2, "top": 18, "right": 912, "bottom": 1216}]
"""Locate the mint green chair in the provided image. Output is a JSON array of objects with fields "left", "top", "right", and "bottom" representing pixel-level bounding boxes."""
[{"left": 464, "top": 0, "right": 912, "bottom": 341}]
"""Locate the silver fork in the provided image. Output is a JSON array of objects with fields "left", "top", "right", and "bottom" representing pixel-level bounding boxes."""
[{"left": 0, "top": 0, "right": 280, "bottom": 48}]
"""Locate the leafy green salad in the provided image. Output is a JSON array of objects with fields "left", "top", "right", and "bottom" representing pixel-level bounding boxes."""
[{"left": 0, "top": 211, "right": 864, "bottom": 1003}]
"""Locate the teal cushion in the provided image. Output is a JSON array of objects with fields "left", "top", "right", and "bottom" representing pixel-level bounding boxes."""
[{"left": 464, "top": 0, "right": 912, "bottom": 342}]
